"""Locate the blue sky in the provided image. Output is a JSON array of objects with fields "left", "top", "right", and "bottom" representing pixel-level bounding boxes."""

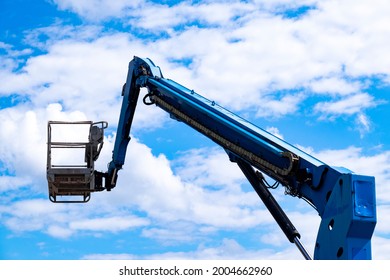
[{"left": 1, "top": 0, "right": 390, "bottom": 260}]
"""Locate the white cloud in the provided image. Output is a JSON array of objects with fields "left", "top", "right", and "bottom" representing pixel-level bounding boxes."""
[
  {"left": 314, "top": 0, "right": 390, "bottom": 78},
  {"left": 46, "top": 225, "right": 74, "bottom": 239},
  {"left": 309, "top": 77, "right": 362, "bottom": 96},
  {"left": 372, "top": 236, "right": 390, "bottom": 260},
  {"left": 126, "top": 1, "right": 253, "bottom": 31},
  {"left": 69, "top": 215, "right": 150, "bottom": 232},
  {"left": 2, "top": 34, "right": 132, "bottom": 105},
  {"left": 173, "top": 147, "right": 245, "bottom": 190},
  {"left": 0, "top": 33, "right": 169, "bottom": 131},
  {"left": 314, "top": 93, "right": 376, "bottom": 116},
  {"left": 0, "top": 197, "right": 150, "bottom": 239},
  {"left": 355, "top": 113, "right": 371, "bottom": 136},
  {"left": 255, "top": 94, "right": 305, "bottom": 118},
  {"left": 53, "top": 0, "right": 254, "bottom": 29},
  {"left": 82, "top": 253, "right": 137, "bottom": 260},
  {"left": 141, "top": 224, "right": 202, "bottom": 245},
  {"left": 0, "top": 176, "right": 31, "bottom": 192},
  {"left": 53, "top": 0, "right": 142, "bottom": 21},
  {"left": 23, "top": 23, "right": 104, "bottom": 50},
  {"left": 3, "top": 0, "right": 390, "bottom": 122},
  {"left": 1, "top": 199, "right": 64, "bottom": 232},
  {"left": 0, "top": 103, "right": 90, "bottom": 182},
  {"left": 375, "top": 205, "right": 390, "bottom": 235},
  {"left": 266, "top": 127, "right": 284, "bottom": 139},
  {"left": 82, "top": 238, "right": 306, "bottom": 260}
]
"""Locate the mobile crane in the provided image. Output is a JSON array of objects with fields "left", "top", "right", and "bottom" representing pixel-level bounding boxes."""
[{"left": 46, "top": 56, "right": 376, "bottom": 260}]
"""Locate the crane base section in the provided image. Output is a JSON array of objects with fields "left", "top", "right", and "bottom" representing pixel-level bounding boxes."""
[{"left": 314, "top": 174, "right": 376, "bottom": 259}]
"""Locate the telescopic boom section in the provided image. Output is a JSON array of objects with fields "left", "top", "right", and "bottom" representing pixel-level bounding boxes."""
[
  {"left": 104, "top": 58, "right": 163, "bottom": 189},
  {"left": 47, "top": 56, "right": 376, "bottom": 260}
]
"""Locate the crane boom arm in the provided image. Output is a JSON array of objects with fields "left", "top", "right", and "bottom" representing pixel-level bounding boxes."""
[
  {"left": 104, "top": 57, "right": 376, "bottom": 260},
  {"left": 47, "top": 56, "right": 376, "bottom": 260}
]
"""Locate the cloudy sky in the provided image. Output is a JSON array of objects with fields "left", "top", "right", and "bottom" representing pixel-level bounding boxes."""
[{"left": 1, "top": 0, "right": 389, "bottom": 260}]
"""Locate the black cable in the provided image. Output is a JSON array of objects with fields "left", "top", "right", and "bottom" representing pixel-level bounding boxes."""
[{"left": 143, "top": 92, "right": 155, "bottom": 105}]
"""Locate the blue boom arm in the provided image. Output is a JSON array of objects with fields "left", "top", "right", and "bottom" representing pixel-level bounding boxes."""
[{"left": 104, "top": 56, "right": 376, "bottom": 260}]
